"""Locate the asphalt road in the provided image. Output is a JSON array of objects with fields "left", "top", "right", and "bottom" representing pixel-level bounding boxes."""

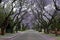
[{"left": 10, "top": 30, "right": 56, "bottom": 40}]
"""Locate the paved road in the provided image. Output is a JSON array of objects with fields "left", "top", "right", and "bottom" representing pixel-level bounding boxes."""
[{"left": 10, "top": 30, "right": 56, "bottom": 40}]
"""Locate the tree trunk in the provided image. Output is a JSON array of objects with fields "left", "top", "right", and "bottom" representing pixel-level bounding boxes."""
[
  {"left": 46, "top": 28, "right": 49, "bottom": 34},
  {"left": 0, "top": 0, "right": 2, "bottom": 3},
  {"left": 55, "top": 28, "right": 58, "bottom": 36},
  {"left": 10, "top": 27, "right": 14, "bottom": 33},
  {"left": 39, "top": 26, "right": 42, "bottom": 32},
  {"left": 1, "top": 27, "right": 5, "bottom": 35},
  {"left": 44, "top": 28, "right": 46, "bottom": 33}
]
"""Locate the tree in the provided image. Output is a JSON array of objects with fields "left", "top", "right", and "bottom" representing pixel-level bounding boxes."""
[{"left": 0, "top": 0, "right": 16, "bottom": 35}]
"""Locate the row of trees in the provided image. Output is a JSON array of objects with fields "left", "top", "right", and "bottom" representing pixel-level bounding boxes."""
[
  {"left": 0, "top": 0, "right": 60, "bottom": 36},
  {"left": 0, "top": 0, "right": 28, "bottom": 35},
  {"left": 31, "top": 0, "right": 60, "bottom": 36}
]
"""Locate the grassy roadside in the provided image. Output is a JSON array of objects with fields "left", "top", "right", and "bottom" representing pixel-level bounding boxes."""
[
  {"left": 39, "top": 29, "right": 60, "bottom": 40},
  {"left": 47, "top": 34, "right": 60, "bottom": 40},
  {"left": 0, "top": 33, "right": 16, "bottom": 38}
]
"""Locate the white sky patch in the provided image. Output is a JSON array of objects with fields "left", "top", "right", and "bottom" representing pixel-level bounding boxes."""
[
  {"left": 13, "top": 8, "right": 17, "bottom": 12},
  {"left": 34, "top": 4, "right": 36, "bottom": 7},
  {"left": 43, "top": 10, "right": 45, "bottom": 14},
  {"left": 44, "top": 5, "right": 51, "bottom": 11},
  {"left": 1, "top": 2, "right": 4, "bottom": 5},
  {"left": 28, "top": 8, "right": 31, "bottom": 11},
  {"left": 1, "top": 2, "right": 4, "bottom": 7},
  {"left": 18, "top": 15, "right": 21, "bottom": 18},
  {"left": 44, "top": 4, "right": 55, "bottom": 11},
  {"left": 13, "top": 3, "right": 15, "bottom": 7},
  {"left": 4, "top": 4, "right": 7, "bottom": 8}
]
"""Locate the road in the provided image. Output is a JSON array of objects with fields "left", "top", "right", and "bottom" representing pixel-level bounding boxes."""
[{"left": 10, "top": 30, "right": 56, "bottom": 40}]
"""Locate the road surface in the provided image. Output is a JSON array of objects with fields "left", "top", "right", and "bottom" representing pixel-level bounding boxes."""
[{"left": 9, "top": 30, "right": 56, "bottom": 40}]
